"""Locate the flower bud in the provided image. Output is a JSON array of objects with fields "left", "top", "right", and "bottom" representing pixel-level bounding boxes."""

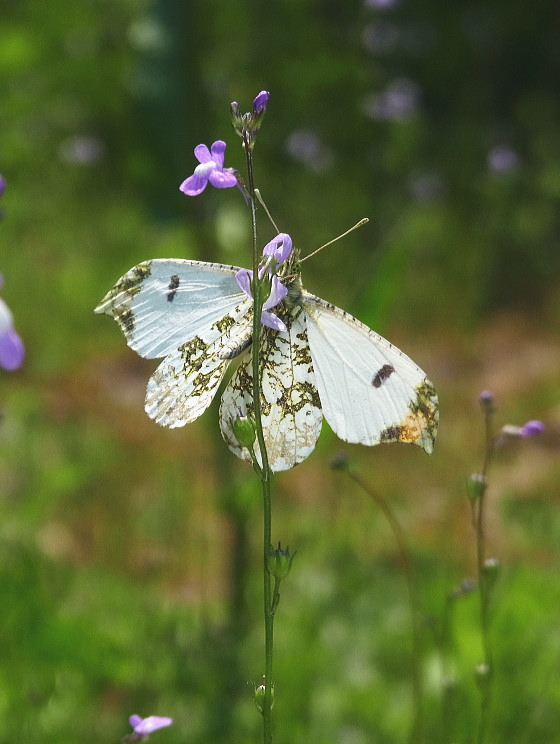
[
  {"left": 267, "top": 542, "right": 295, "bottom": 581},
  {"left": 232, "top": 413, "right": 257, "bottom": 449},
  {"left": 331, "top": 451, "right": 350, "bottom": 471},
  {"left": 467, "top": 473, "right": 486, "bottom": 501},
  {"left": 474, "top": 662, "right": 492, "bottom": 691},
  {"left": 253, "top": 90, "right": 270, "bottom": 115},
  {"left": 254, "top": 680, "right": 274, "bottom": 715},
  {"left": 483, "top": 557, "right": 500, "bottom": 591},
  {"left": 479, "top": 389, "right": 495, "bottom": 413}
]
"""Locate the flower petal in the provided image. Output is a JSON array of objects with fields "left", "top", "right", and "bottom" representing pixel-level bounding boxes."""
[
  {"left": 261, "top": 311, "right": 287, "bottom": 332},
  {"left": 262, "top": 275, "right": 288, "bottom": 310},
  {"left": 262, "top": 233, "right": 292, "bottom": 266},
  {"left": 179, "top": 162, "right": 215, "bottom": 196},
  {"left": 130, "top": 715, "right": 173, "bottom": 737},
  {"left": 208, "top": 169, "right": 238, "bottom": 189},
  {"left": 235, "top": 268, "right": 253, "bottom": 298},
  {"left": 253, "top": 90, "right": 270, "bottom": 114},
  {"left": 193, "top": 143, "right": 212, "bottom": 164},
  {"left": 209, "top": 140, "right": 227, "bottom": 169}
]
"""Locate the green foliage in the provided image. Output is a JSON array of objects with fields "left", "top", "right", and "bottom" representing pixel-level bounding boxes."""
[{"left": 0, "top": 0, "right": 558, "bottom": 742}]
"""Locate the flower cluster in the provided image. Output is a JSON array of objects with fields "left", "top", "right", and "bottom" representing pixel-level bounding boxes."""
[
  {"left": 179, "top": 91, "right": 270, "bottom": 197},
  {"left": 235, "top": 233, "right": 293, "bottom": 332}
]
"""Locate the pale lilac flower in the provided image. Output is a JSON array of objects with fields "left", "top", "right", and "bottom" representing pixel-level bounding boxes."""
[
  {"left": 235, "top": 269, "right": 288, "bottom": 331},
  {"left": 179, "top": 140, "right": 237, "bottom": 196},
  {"left": 262, "top": 233, "right": 293, "bottom": 267},
  {"left": 235, "top": 233, "right": 292, "bottom": 331},
  {"left": 0, "top": 276, "right": 24, "bottom": 371},
  {"left": 129, "top": 714, "right": 172, "bottom": 739}
]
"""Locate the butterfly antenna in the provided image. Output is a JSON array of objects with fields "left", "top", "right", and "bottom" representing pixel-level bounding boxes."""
[
  {"left": 255, "top": 189, "right": 281, "bottom": 234},
  {"left": 300, "top": 218, "right": 369, "bottom": 263}
]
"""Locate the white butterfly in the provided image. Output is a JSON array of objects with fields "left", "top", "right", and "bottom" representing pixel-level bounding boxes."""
[{"left": 95, "top": 245, "right": 438, "bottom": 471}]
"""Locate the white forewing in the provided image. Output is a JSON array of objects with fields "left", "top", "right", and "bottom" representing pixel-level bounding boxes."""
[
  {"left": 301, "top": 291, "right": 438, "bottom": 454},
  {"left": 95, "top": 259, "right": 249, "bottom": 359},
  {"left": 146, "top": 311, "right": 254, "bottom": 428},
  {"left": 220, "top": 304, "right": 323, "bottom": 471}
]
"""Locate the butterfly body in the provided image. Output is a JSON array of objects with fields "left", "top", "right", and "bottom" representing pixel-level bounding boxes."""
[{"left": 96, "top": 256, "right": 438, "bottom": 470}]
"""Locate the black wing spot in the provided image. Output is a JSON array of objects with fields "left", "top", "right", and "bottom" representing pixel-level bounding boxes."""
[
  {"left": 167, "top": 274, "right": 180, "bottom": 302},
  {"left": 372, "top": 364, "right": 395, "bottom": 388}
]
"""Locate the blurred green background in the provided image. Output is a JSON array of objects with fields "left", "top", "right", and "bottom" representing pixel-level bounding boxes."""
[{"left": 1, "top": 0, "right": 559, "bottom": 742}]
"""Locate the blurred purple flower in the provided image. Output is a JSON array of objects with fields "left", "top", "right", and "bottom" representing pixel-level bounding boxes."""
[
  {"left": 59, "top": 135, "right": 105, "bottom": 165},
  {"left": 363, "top": 78, "right": 420, "bottom": 122},
  {"left": 0, "top": 276, "right": 24, "bottom": 371},
  {"left": 179, "top": 141, "right": 238, "bottom": 196},
  {"left": 0, "top": 174, "right": 5, "bottom": 219},
  {"left": 487, "top": 145, "right": 519, "bottom": 174},
  {"left": 285, "top": 129, "right": 334, "bottom": 172},
  {"left": 364, "top": 0, "right": 400, "bottom": 9},
  {"left": 129, "top": 715, "right": 172, "bottom": 739},
  {"left": 498, "top": 420, "right": 545, "bottom": 442},
  {"left": 519, "top": 420, "right": 545, "bottom": 438}
]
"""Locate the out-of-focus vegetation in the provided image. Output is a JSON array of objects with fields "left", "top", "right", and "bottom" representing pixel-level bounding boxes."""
[{"left": 0, "top": 0, "right": 559, "bottom": 742}]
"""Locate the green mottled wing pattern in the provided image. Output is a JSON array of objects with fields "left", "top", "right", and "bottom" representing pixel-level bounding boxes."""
[{"left": 220, "top": 304, "right": 323, "bottom": 472}]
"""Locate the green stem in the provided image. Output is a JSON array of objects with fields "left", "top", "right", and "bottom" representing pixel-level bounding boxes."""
[
  {"left": 475, "top": 405, "right": 495, "bottom": 744},
  {"left": 243, "top": 136, "right": 274, "bottom": 744}
]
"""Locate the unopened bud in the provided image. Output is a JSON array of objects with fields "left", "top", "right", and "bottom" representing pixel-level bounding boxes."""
[
  {"left": 232, "top": 414, "right": 257, "bottom": 449},
  {"left": 254, "top": 680, "right": 274, "bottom": 715},
  {"left": 331, "top": 451, "right": 350, "bottom": 471},
  {"left": 474, "top": 662, "right": 492, "bottom": 691},
  {"left": 479, "top": 390, "right": 495, "bottom": 413},
  {"left": 267, "top": 542, "right": 295, "bottom": 581},
  {"left": 467, "top": 473, "right": 486, "bottom": 501}
]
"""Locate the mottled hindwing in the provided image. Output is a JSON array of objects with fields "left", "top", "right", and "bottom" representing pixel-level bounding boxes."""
[
  {"left": 301, "top": 291, "right": 438, "bottom": 454},
  {"left": 145, "top": 311, "right": 254, "bottom": 428},
  {"left": 220, "top": 304, "right": 323, "bottom": 472},
  {"left": 94, "top": 259, "right": 250, "bottom": 359}
]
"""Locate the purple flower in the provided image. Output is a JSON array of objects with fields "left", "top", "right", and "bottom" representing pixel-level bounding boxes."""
[
  {"left": 179, "top": 141, "right": 238, "bottom": 196},
  {"left": 236, "top": 269, "right": 288, "bottom": 332},
  {"left": 0, "top": 276, "right": 24, "bottom": 371},
  {"left": 234, "top": 233, "right": 293, "bottom": 331},
  {"left": 0, "top": 175, "right": 5, "bottom": 197},
  {"left": 262, "top": 233, "right": 292, "bottom": 267},
  {"left": 519, "top": 420, "right": 545, "bottom": 438},
  {"left": 129, "top": 715, "right": 172, "bottom": 739},
  {"left": 498, "top": 420, "right": 545, "bottom": 441},
  {"left": 253, "top": 90, "right": 270, "bottom": 115}
]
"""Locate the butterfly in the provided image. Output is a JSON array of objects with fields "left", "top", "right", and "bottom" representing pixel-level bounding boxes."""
[{"left": 95, "top": 245, "right": 438, "bottom": 471}]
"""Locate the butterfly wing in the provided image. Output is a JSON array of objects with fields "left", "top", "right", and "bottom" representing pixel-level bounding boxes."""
[
  {"left": 302, "top": 291, "right": 438, "bottom": 454},
  {"left": 220, "top": 304, "right": 324, "bottom": 471},
  {"left": 95, "top": 259, "right": 250, "bottom": 359}
]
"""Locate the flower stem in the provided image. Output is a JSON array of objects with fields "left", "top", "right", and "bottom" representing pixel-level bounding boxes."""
[
  {"left": 473, "top": 403, "right": 496, "bottom": 744},
  {"left": 243, "top": 135, "right": 274, "bottom": 744}
]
